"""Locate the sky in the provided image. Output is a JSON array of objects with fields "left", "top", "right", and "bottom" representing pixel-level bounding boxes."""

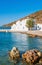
[{"left": 0, "top": 0, "right": 42, "bottom": 26}]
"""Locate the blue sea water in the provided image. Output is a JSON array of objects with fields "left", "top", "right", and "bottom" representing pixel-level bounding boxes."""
[{"left": 0, "top": 32, "right": 42, "bottom": 65}]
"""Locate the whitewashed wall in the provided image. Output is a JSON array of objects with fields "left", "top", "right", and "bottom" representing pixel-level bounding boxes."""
[
  {"left": 16, "top": 19, "right": 28, "bottom": 31},
  {"left": 11, "top": 19, "right": 37, "bottom": 31},
  {"left": 37, "top": 24, "right": 42, "bottom": 31}
]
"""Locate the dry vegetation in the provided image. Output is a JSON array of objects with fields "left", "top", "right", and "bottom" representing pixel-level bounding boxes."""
[{"left": 3, "top": 10, "right": 42, "bottom": 26}]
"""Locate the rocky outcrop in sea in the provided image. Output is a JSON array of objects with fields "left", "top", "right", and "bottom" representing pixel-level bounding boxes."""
[
  {"left": 8, "top": 47, "right": 42, "bottom": 65},
  {"left": 22, "top": 49, "right": 42, "bottom": 65}
]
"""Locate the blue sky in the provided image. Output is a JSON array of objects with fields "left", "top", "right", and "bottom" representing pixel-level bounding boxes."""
[{"left": 0, "top": 0, "right": 42, "bottom": 26}]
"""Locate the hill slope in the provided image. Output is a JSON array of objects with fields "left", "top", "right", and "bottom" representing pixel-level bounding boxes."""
[{"left": 3, "top": 10, "right": 42, "bottom": 26}]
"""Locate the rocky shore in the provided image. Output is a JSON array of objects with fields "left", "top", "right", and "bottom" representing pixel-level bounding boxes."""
[
  {"left": 0, "top": 30, "right": 42, "bottom": 37},
  {"left": 22, "top": 49, "right": 42, "bottom": 65},
  {"left": 8, "top": 47, "right": 42, "bottom": 65}
]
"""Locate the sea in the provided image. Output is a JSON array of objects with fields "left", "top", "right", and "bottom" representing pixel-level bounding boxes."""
[{"left": 0, "top": 27, "right": 42, "bottom": 65}]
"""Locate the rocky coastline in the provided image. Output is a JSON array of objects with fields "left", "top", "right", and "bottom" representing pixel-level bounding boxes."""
[{"left": 8, "top": 47, "right": 42, "bottom": 65}]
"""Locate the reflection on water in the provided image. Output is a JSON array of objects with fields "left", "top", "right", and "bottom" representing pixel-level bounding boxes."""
[{"left": 0, "top": 32, "right": 42, "bottom": 65}]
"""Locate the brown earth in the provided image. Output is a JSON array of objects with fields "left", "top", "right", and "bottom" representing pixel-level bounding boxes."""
[{"left": 3, "top": 10, "right": 42, "bottom": 26}]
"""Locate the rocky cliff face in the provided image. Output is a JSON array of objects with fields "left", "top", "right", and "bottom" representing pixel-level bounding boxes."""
[
  {"left": 3, "top": 10, "right": 42, "bottom": 26},
  {"left": 28, "top": 10, "right": 42, "bottom": 24}
]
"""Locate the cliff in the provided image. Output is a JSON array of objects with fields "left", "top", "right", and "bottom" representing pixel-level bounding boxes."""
[{"left": 3, "top": 10, "right": 42, "bottom": 26}]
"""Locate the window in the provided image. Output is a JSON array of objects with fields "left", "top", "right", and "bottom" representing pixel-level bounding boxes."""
[
  {"left": 38, "top": 26, "right": 39, "bottom": 28},
  {"left": 39, "top": 27, "right": 41, "bottom": 30},
  {"left": 23, "top": 27, "right": 24, "bottom": 29},
  {"left": 37, "top": 26, "right": 41, "bottom": 30},
  {"left": 20, "top": 24, "right": 22, "bottom": 25}
]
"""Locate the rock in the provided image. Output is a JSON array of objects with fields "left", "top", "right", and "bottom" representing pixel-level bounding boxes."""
[
  {"left": 22, "top": 49, "right": 42, "bottom": 64},
  {"left": 35, "top": 63, "right": 42, "bottom": 65},
  {"left": 8, "top": 47, "right": 20, "bottom": 61},
  {"left": 39, "top": 58, "right": 42, "bottom": 64},
  {"left": 37, "top": 52, "right": 42, "bottom": 57},
  {"left": 29, "top": 34, "right": 36, "bottom": 37}
]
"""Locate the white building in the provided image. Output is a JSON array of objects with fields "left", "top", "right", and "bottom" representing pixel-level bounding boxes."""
[
  {"left": 11, "top": 18, "right": 37, "bottom": 31},
  {"left": 37, "top": 24, "right": 42, "bottom": 31}
]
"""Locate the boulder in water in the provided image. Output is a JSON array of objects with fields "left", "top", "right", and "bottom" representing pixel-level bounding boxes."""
[
  {"left": 22, "top": 49, "right": 42, "bottom": 64},
  {"left": 8, "top": 47, "right": 20, "bottom": 61}
]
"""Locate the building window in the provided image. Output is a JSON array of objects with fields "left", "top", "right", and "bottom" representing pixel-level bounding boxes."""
[
  {"left": 39, "top": 27, "right": 41, "bottom": 30},
  {"left": 23, "top": 27, "right": 24, "bottom": 29},
  {"left": 38, "top": 26, "right": 39, "bottom": 28},
  {"left": 37, "top": 26, "right": 41, "bottom": 30},
  {"left": 20, "top": 24, "right": 22, "bottom": 25}
]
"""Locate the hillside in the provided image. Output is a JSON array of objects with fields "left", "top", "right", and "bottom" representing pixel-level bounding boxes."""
[{"left": 3, "top": 10, "right": 42, "bottom": 26}]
